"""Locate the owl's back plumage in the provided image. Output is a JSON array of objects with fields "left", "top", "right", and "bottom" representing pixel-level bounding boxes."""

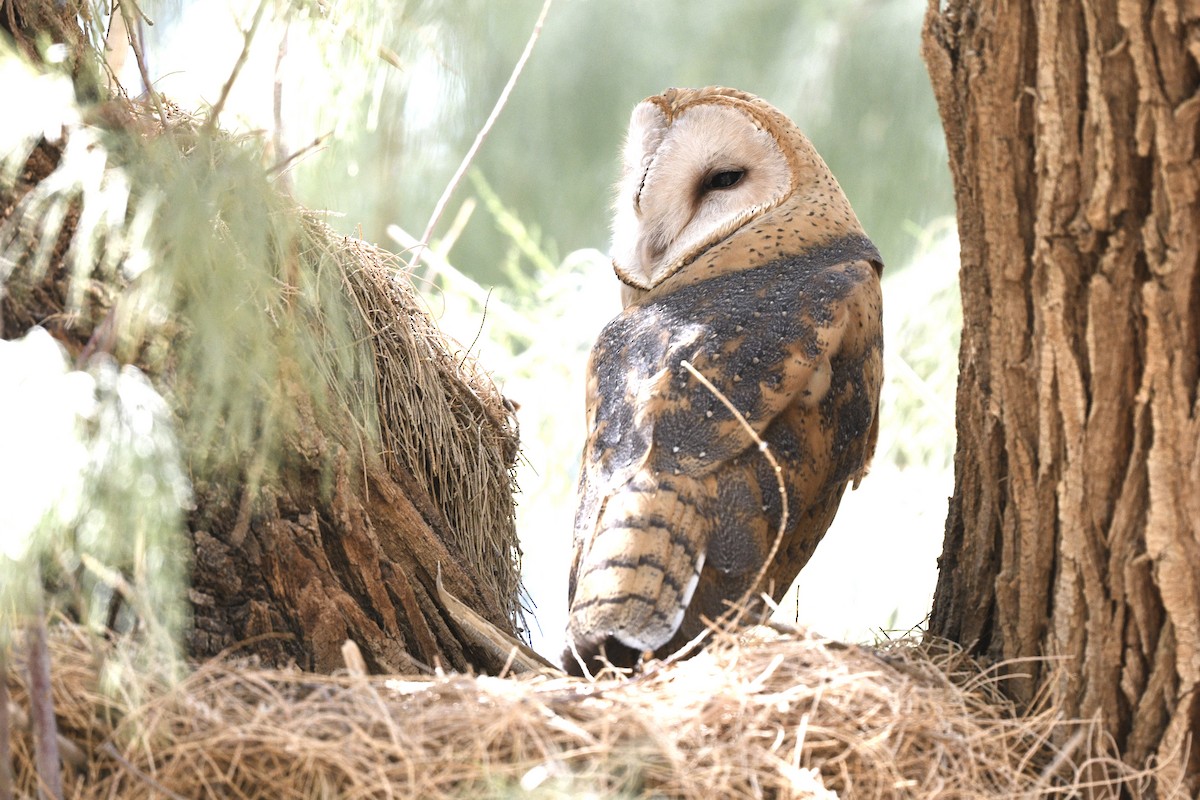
[{"left": 565, "top": 87, "right": 883, "bottom": 675}]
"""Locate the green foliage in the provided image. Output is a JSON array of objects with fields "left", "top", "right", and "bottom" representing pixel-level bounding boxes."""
[
  {"left": 112, "top": 129, "right": 372, "bottom": 480},
  {"left": 0, "top": 330, "right": 189, "bottom": 665},
  {"left": 258, "top": 0, "right": 951, "bottom": 286},
  {"left": 0, "top": 36, "right": 371, "bottom": 658},
  {"left": 0, "top": 41, "right": 192, "bottom": 656}
]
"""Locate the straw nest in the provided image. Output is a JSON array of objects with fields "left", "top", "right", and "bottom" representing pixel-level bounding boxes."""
[
  {"left": 324, "top": 224, "right": 525, "bottom": 631},
  {"left": 2, "top": 622, "right": 1153, "bottom": 800}
]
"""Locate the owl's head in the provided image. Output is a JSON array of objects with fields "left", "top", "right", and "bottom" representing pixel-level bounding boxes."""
[{"left": 610, "top": 87, "right": 865, "bottom": 305}]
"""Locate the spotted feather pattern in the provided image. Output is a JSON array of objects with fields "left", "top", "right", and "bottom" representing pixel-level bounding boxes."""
[
  {"left": 567, "top": 237, "right": 882, "bottom": 670},
  {"left": 564, "top": 87, "right": 884, "bottom": 675}
]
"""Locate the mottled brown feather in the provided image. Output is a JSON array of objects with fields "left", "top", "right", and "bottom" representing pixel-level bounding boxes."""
[{"left": 565, "top": 87, "right": 884, "bottom": 675}]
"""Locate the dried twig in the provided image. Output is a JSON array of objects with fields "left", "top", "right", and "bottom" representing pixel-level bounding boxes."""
[
  {"left": 24, "top": 598, "right": 62, "bottom": 800},
  {"left": 266, "top": 133, "right": 331, "bottom": 179},
  {"left": 435, "top": 563, "right": 556, "bottom": 673},
  {"left": 0, "top": 643, "right": 13, "bottom": 800},
  {"left": 271, "top": 20, "right": 291, "bottom": 194},
  {"left": 414, "top": 0, "right": 554, "bottom": 273},
  {"left": 100, "top": 743, "right": 189, "bottom": 800},
  {"left": 205, "top": 0, "right": 269, "bottom": 132},
  {"left": 3, "top": 1, "right": 17, "bottom": 47},
  {"left": 115, "top": 0, "right": 166, "bottom": 130},
  {"left": 662, "top": 359, "right": 790, "bottom": 666}
]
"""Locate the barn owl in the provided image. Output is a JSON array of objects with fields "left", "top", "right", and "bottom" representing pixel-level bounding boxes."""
[{"left": 564, "top": 87, "right": 883, "bottom": 675}]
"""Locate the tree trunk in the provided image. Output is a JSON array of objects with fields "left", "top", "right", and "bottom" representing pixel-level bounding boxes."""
[
  {"left": 923, "top": 0, "right": 1200, "bottom": 789},
  {"left": 186, "top": 435, "right": 518, "bottom": 676}
]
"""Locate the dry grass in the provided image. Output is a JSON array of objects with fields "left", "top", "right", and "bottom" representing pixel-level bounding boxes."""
[
  {"left": 315, "top": 223, "right": 525, "bottom": 631},
  {"left": 3, "top": 623, "right": 1155, "bottom": 800}
]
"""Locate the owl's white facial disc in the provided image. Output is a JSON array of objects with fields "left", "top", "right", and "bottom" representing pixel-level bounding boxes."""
[{"left": 610, "top": 101, "right": 793, "bottom": 298}]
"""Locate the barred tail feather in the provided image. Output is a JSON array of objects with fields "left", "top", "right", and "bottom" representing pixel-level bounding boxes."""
[{"left": 565, "top": 474, "right": 709, "bottom": 672}]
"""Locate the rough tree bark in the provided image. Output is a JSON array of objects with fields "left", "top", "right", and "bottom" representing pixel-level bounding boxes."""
[{"left": 923, "top": 0, "right": 1200, "bottom": 789}]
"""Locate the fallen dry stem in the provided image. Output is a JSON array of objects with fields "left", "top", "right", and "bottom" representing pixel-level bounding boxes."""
[
  {"left": 416, "top": 0, "right": 555, "bottom": 269},
  {"left": 329, "top": 228, "right": 524, "bottom": 632}
]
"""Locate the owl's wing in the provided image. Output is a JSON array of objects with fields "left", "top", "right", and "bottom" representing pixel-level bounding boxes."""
[
  {"left": 566, "top": 309, "right": 721, "bottom": 662},
  {"left": 645, "top": 255, "right": 883, "bottom": 577},
  {"left": 567, "top": 247, "right": 883, "bottom": 669},
  {"left": 654, "top": 256, "right": 883, "bottom": 477}
]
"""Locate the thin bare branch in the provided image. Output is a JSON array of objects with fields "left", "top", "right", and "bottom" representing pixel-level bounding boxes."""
[
  {"left": 414, "top": 0, "right": 554, "bottom": 271},
  {"left": 116, "top": 0, "right": 167, "bottom": 129},
  {"left": 0, "top": 642, "right": 13, "bottom": 800},
  {"left": 266, "top": 133, "right": 331, "bottom": 179},
  {"left": 25, "top": 598, "right": 62, "bottom": 800},
  {"left": 100, "top": 743, "right": 190, "bottom": 800},
  {"left": 205, "top": 0, "right": 269, "bottom": 133},
  {"left": 662, "top": 359, "right": 790, "bottom": 666},
  {"left": 271, "top": 21, "right": 292, "bottom": 194}
]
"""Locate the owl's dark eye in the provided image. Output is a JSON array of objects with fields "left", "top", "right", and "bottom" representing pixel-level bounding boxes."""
[{"left": 704, "top": 169, "right": 745, "bottom": 191}]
